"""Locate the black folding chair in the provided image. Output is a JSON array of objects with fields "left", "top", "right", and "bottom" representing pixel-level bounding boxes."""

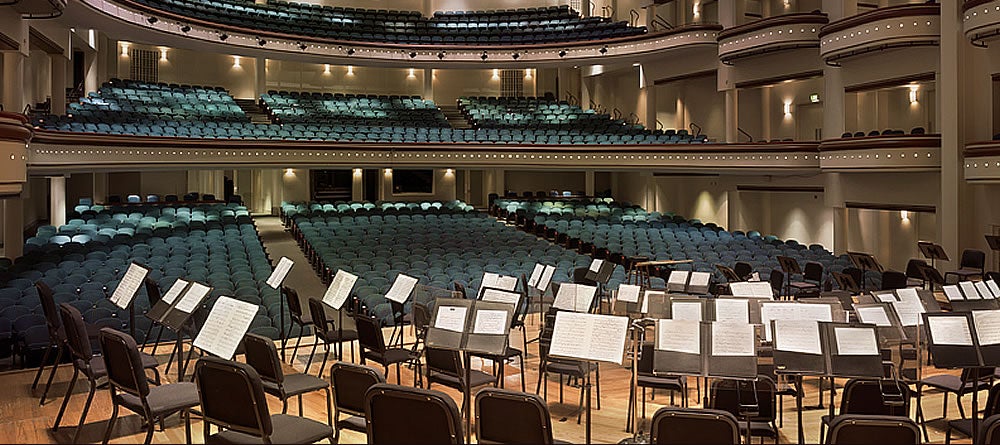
[
  {"left": 365, "top": 383, "right": 464, "bottom": 445},
  {"left": 329, "top": 362, "right": 385, "bottom": 442},
  {"left": 650, "top": 407, "right": 741, "bottom": 445},
  {"left": 475, "top": 388, "right": 565, "bottom": 444},
  {"left": 243, "top": 333, "right": 332, "bottom": 425},
  {"left": 826, "top": 414, "right": 920, "bottom": 445}
]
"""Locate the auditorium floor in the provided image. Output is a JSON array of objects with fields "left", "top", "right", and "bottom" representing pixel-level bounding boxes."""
[{"left": 0, "top": 217, "right": 975, "bottom": 444}]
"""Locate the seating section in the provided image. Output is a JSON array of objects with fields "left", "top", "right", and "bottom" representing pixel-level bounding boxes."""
[
  {"left": 129, "top": 0, "right": 645, "bottom": 45},
  {"left": 283, "top": 200, "right": 594, "bottom": 325},
  {"left": 840, "top": 127, "right": 927, "bottom": 138},
  {"left": 459, "top": 95, "right": 710, "bottom": 144},
  {"left": 494, "top": 197, "right": 856, "bottom": 288},
  {"left": 260, "top": 91, "right": 450, "bottom": 128},
  {"left": 1, "top": 203, "right": 284, "bottom": 366}
]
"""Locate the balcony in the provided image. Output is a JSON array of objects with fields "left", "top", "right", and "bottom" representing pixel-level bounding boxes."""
[
  {"left": 818, "top": 134, "right": 941, "bottom": 171},
  {"left": 964, "top": 0, "right": 1000, "bottom": 46},
  {"left": 717, "top": 12, "right": 828, "bottom": 64},
  {"left": 964, "top": 139, "right": 1000, "bottom": 181},
  {"left": 0, "top": 112, "right": 32, "bottom": 195},
  {"left": 819, "top": 4, "right": 940, "bottom": 64}
]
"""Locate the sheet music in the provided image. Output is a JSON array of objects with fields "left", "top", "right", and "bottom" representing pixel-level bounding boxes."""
[
  {"left": 481, "top": 288, "right": 521, "bottom": 306},
  {"left": 688, "top": 272, "right": 710, "bottom": 290},
  {"left": 528, "top": 264, "right": 545, "bottom": 288},
  {"left": 891, "top": 293, "right": 925, "bottom": 327},
  {"left": 671, "top": 301, "right": 702, "bottom": 321},
  {"left": 482, "top": 272, "right": 500, "bottom": 290},
  {"left": 385, "top": 274, "right": 418, "bottom": 303},
  {"left": 553, "top": 283, "right": 597, "bottom": 312},
  {"left": 773, "top": 319, "right": 822, "bottom": 354},
  {"left": 549, "top": 312, "right": 629, "bottom": 364},
  {"left": 265, "top": 257, "right": 294, "bottom": 289},
  {"left": 496, "top": 275, "right": 518, "bottom": 291},
  {"left": 943, "top": 285, "right": 964, "bottom": 301},
  {"left": 617, "top": 284, "right": 641, "bottom": 304},
  {"left": 657, "top": 319, "right": 700, "bottom": 354},
  {"left": 589, "top": 259, "right": 604, "bottom": 273},
  {"left": 160, "top": 279, "right": 189, "bottom": 305},
  {"left": 668, "top": 271, "right": 689, "bottom": 286},
  {"left": 322, "top": 269, "right": 358, "bottom": 310},
  {"left": 973, "top": 310, "right": 1000, "bottom": 346},
  {"left": 472, "top": 309, "right": 508, "bottom": 335},
  {"left": 874, "top": 292, "right": 897, "bottom": 303},
  {"left": 976, "top": 281, "right": 994, "bottom": 300},
  {"left": 714, "top": 298, "right": 749, "bottom": 323},
  {"left": 961, "top": 281, "right": 982, "bottom": 300},
  {"left": 434, "top": 305, "right": 468, "bottom": 332},
  {"left": 175, "top": 282, "right": 211, "bottom": 313},
  {"left": 730, "top": 282, "right": 772, "bottom": 299},
  {"left": 855, "top": 306, "right": 892, "bottom": 326},
  {"left": 537, "top": 265, "right": 556, "bottom": 291},
  {"left": 193, "top": 296, "right": 258, "bottom": 359},
  {"left": 750, "top": 272, "right": 761, "bottom": 282},
  {"left": 110, "top": 263, "right": 148, "bottom": 309},
  {"left": 760, "top": 303, "right": 833, "bottom": 341},
  {"left": 711, "top": 322, "right": 755, "bottom": 356},
  {"left": 833, "top": 327, "right": 879, "bottom": 356},
  {"left": 989, "top": 280, "right": 1000, "bottom": 299},
  {"left": 895, "top": 287, "right": 919, "bottom": 302},
  {"left": 642, "top": 290, "right": 664, "bottom": 314},
  {"left": 927, "top": 316, "right": 974, "bottom": 346}
]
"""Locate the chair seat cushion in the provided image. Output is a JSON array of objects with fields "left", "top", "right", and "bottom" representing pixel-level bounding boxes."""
[
  {"left": 921, "top": 374, "right": 989, "bottom": 393},
  {"left": 118, "top": 382, "right": 199, "bottom": 416},
  {"left": 263, "top": 373, "right": 328, "bottom": 398},
  {"left": 366, "top": 348, "right": 415, "bottom": 366},
  {"left": 336, "top": 414, "right": 366, "bottom": 433},
  {"left": 949, "top": 419, "right": 973, "bottom": 438},
  {"left": 637, "top": 375, "right": 684, "bottom": 390},
  {"left": 543, "top": 360, "right": 586, "bottom": 378},
  {"left": 207, "top": 414, "right": 334, "bottom": 444},
  {"left": 319, "top": 329, "right": 358, "bottom": 343},
  {"left": 428, "top": 368, "right": 494, "bottom": 391}
]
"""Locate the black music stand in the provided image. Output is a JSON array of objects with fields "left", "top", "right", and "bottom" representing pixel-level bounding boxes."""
[
  {"left": 918, "top": 241, "right": 949, "bottom": 271},
  {"left": 848, "top": 252, "right": 884, "bottom": 293},
  {"left": 915, "top": 262, "right": 945, "bottom": 292},
  {"left": 986, "top": 235, "right": 1000, "bottom": 274}
]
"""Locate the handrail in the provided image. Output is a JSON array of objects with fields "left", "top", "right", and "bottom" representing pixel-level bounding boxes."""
[
  {"left": 655, "top": 119, "right": 664, "bottom": 130},
  {"left": 612, "top": 108, "right": 623, "bottom": 120},
  {"left": 629, "top": 9, "right": 640, "bottom": 27},
  {"left": 628, "top": 112, "right": 640, "bottom": 125},
  {"left": 653, "top": 13, "right": 674, "bottom": 30},
  {"left": 565, "top": 92, "right": 579, "bottom": 106},
  {"left": 589, "top": 99, "right": 599, "bottom": 111},
  {"left": 22, "top": 104, "right": 32, "bottom": 115},
  {"left": 738, "top": 127, "right": 753, "bottom": 143},
  {"left": 689, "top": 122, "right": 702, "bottom": 137}
]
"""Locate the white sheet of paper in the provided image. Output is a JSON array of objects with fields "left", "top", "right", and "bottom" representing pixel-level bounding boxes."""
[
  {"left": 481, "top": 272, "right": 500, "bottom": 290},
  {"left": 973, "top": 310, "right": 1000, "bottom": 346},
  {"left": 729, "top": 282, "right": 751, "bottom": 297},
  {"left": 496, "top": 275, "right": 518, "bottom": 291},
  {"left": 553, "top": 283, "right": 578, "bottom": 311},
  {"left": 265, "top": 257, "right": 294, "bottom": 289},
  {"left": 617, "top": 284, "right": 641, "bottom": 304},
  {"left": 961, "top": 281, "right": 982, "bottom": 300},
  {"left": 773, "top": 319, "right": 822, "bottom": 354},
  {"left": 976, "top": 281, "right": 994, "bottom": 300},
  {"left": 434, "top": 305, "right": 468, "bottom": 332},
  {"left": 192, "top": 296, "right": 258, "bottom": 359},
  {"left": 160, "top": 279, "right": 189, "bottom": 305},
  {"left": 943, "top": 285, "right": 964, "bottom": 301},
  {"left": 385, "top": 274, "right": 418, "bottom": 303},
  {"left": 751, "top": 272, "right": 761, "bottom": 282},
  {"left": 895, "top": 287, "right": 919, "bottom": 302},
  {"left": 537, "top": 265, "right": 556, "bottom": 291},
  {"left": 672, "top": 301, "right": 703, "bottom": 321},
  {"left": 527, "top": 264, "right": 545, "bottom": 288},
  {"left": 760, "top": 303, "right": 833, "bottom": 341},
  {"left": 481, "top": 288, "right": 521, "bottom": 306},
  {"left": 874, "top": 292, "right": 897, "bottom": 303},
  {"left": 174, "top": 282, "right": 211, "bottom": 313},
  {"left": 589, "top": 259, "right": 604, "bottom": 273},
  {"left": 642, "top": 290, "right": 664, "bottom": 314},
  {"left": 657, "top": 319, "right": 700, "bottom": 354},
  {"left": 110, "top": 263, "right": 149, "bottom": 309},
  {"left": 927, "top": 316, "right": 974, "bottom": 346},
  {"left": 856, "top": 306, "right": 892, "bottom": 326},
  {"left": 751, "top": 281, "right": 774, "bottom": 299},
  {"left": 322, "top": 270, "right": 358, "bottom": 310},
  {"left": 711, "top": 322, "right": 755, "bottom": 356},
  {"left": 833, "top": 327, "right": 879, "bottom": 356},
  {"left": 473, "top": 309, "right": 508, "bottom": 335},
  {"left": 668, "top": 271, "right": 689, "bottom": 286},
  {"left": 989, "top": 280, "right": 1000, "bottom": 299},
  {"left": 891, "top": 293, "right": 925, "bottom": 327},
  {"left": 714, "top": 298, "right": 749, "bottom": 323},
  {"left": 688, "top": 272, "right": 711, "bottom": 289},
  {"left": 548, "top": 312, "right": 629, "bottom": 364}
]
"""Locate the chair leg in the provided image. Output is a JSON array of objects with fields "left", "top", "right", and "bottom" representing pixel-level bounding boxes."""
[
  {"left": 917, "top": 384, "right": 930, "bottom": 442},
  {"left": 396, "top": 363, "right": 401, "bottom": 385},
  {"left": 102, "top": 402, "right": 119, "bottom": 445},
  {"left": 519, "top": 355, "right": 526, "bottom": 392},
  {"left": 957, "top": 394, "right": 966, "bottom": 418},
  {"left": 596, "top": 363, "right": 601, "bottom": 410},
  {"left": 641, "top": 387, "right": 646, "bottom": 418},
  {"left": 576, "top": 384, "right": 585, "bottom": 424},
  {"left": 325, "top": 388, "right": 333, "bottom": 426},
  {"left": 318, "top": 343, "right": 330, "bottom": 379},
  {"left": 40, "top": 344, "right": 64, "bottom": 405},
  {"left": 298, "top": 394, "right": 304, "bottom": 416},
  {"left": 184, "top": 410, "right": 192, "bottom": 445},
  {"left": 282, "top": 398, "right": 288, "bottom": 414},
  {"left": 31, "top": 339, "right": 54, "bottom": 390},
  {"left": 142, "top": 417, "right": 155, "bottom": 445},
  {"left": 53, "top": 366, "right": 79, "bottom": 431},
  {"left": 305, "top": 338, "right": 319, "bottom": 373},
  {"left": 72, "top": 381, "right": 98, "bottom": 444},
  {"left": 290, "top": 329, "right": 303, "bottom": 364}
]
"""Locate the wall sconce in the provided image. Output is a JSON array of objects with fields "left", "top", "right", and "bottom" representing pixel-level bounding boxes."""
[
  {"left": 524, "top": 69, "right": 533, "bottom": 79},
  {"left": 783, "top": 102, "right": 792, "bottom": 116},
  {"left": 353, "top": 168, "right": 362, "bottom": 176},
  {"left": 900, "top": 210, "right": 909, "bottom": 221},
  {"left": 121, "top": 42, "right": 130, "bottom": 57},
  {"left": 346, "top": 66, "right": 354, "bottom": 76},
  {"left": 323, "top": 64, "right": 330, "bottom": 74},
  {"left": 445, "top": 168, "right": 454, "bottom": 175},
  {"left": 159, "top": 48, "right": 168, "bottom": 62},
  {"left": 384, "top": 168, "right": 393, "bottom": 176},
  {"left": 408, "top": 68, "right": 416, "bottom": 78},
  {"left": 909, "top": 86, "right": 919, "bottom": 104},
  {"left": 232, "top": 56, "right": 241, "bottom": 68},
  {"left": 492, "top": 68, "right": 500, "bottom": 80},
  {"left": 693, "top": 1, "right": 701, "bottom": 18},
  {"left": 284, "top": 168, "right": 294, "bottom": 176}
]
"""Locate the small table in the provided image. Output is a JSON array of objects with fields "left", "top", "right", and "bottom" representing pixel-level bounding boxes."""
[{"left": 629, "top": 259, "right": 694, "bottom": 288}]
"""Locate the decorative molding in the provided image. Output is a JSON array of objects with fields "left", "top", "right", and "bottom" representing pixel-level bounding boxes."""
[
  {"left": 963, "top": 1, "right": 1000, "bottom": 45},
  {"left": 718, "top": 12, "right": 828, "bottom": 63},
  {"left": 820, "top": 4, "right": 940, "bottom": 63},
  {"left": 817, "top": 135, "right": 940, "bottom": 171}
]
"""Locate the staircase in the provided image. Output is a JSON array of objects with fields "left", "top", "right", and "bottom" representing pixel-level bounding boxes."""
[
  {"left": 235, "top": 98, "right": 272, "bottom": 124},
  {"left": 440, "top": 105, "right": 472, "bottom": 129}
]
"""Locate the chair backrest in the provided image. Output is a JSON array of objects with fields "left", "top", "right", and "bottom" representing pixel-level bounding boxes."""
[
  {"left": 412, "top": 302, "right": 432, "bottom": 336},
  {"left": 734, "top": 262, "right": 753, "bottom": 280},
  {"left": 650, "top": 407, "right": 741, "bottom": 445},
  {"left": 425, "top": 346, "right": 463, "bottom": 378},
  {"left": 982, "top": 414, "right": 1000, "bottom": 444},
  {"left": 838, "top": 379, "right": 910, "bottom": 416},
  {"left": 57, "top": 303, "right": 93, "bottom": 363},
  {"left": 330, "top": 362, "right": 385, "bottom": 418},
  {"left": 709, "top": 376, "right": 777, "bottom": 422},
  {"left": 804, "top": 262, "right": 824, "bottom": 282},
  {"left": 769, "top": 269, "right": 784, "bottom": 293},
  {"left": 365, "top": 383, "right": 463, "bottom": 445},
  {"left": 880, "top": 271, "right": 908, "bottom": 290},
  {"left": 355, "top": 313, "right": 387, "bottom": 354},
  {"left": 36, "top": 281, "right": 61, "bottom": 332},
  {"left": 307, "top": 297, "right": 330, "bottom": 335},
  {"left": 99, "top": 327, "right": 151, "bottom": 400},
  {"left": 243, "top": 333, "right": 284, "bottom": 385},
  {"left": 572, "top": 267, "right": 596, "bottom": 286},
  {"left": 283, "top": 286, "right": 303, "bottom": 318},
  {"left": 826, "top": 414, "right": 919, "bottom": 444},
  {"left": 453, "top": 281, "right": 467, "bottom": 299},
  {"left": 195, "top": 356, "right": 273, "bottom": 439},
  {"left": 904, "top": 259, "right": 925, "bottom": 280},
  {"left": 475, "top": 388, "right": 553, "bottom": 444},
  {"left": 962, "top": 249, "right": 987, "bottom": 270}
]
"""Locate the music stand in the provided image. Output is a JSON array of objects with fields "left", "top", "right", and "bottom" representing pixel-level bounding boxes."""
[
  {"left": 848, "top": 252, "right": 884, "bottom": 293},
  {"left": 986, "top": 235, "right": 1000, "bottom": 274},
  {"left": 918, "top": 241, "right": 949, "bottom": 271},
  {"left": 771, "top": 319, "right": 827, "bottom": 444},
  {"left": 915, "top": 262, "right": 944, "bottom": 292}
]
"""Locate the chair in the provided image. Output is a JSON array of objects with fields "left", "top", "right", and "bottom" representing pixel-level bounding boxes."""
[
  {"left": 99, "top": 328, "right": 199, "bottom": 445},
  {"left": 904, "top": 259, "right": 926, "bottom": 288},
  {"left": 819, "top": 378, "right": 911, "bottom": 444},
  {"left": 945, "top": 249, "right": 986, "bottom": 283},
  {"left": 243, "top": 333, "right": 332, "bottom": 426},
  {"left": 329, "top": 362, "right": 385, "bottom": 442},
  {"left": 305, "top": 297, "right": 357, "bottom": 378},
  {"left": 917, "top": 367, "right": 995, "bottom": 439},
  {"left": 982, "top": 413, "right": 1000, "bottom": 444},
  {"left": 825, "top": 414, "right": 920, "bottom": 445},
  {"left": 708, "top": 376, "right": 779, "bottom": 443},
  {"left": 636, "top": 343, "right": 687, "bottom": 419},
  {"left": 475, "top": 388, "right": 562, "bottom": 444},
  {"left": 946, "top": 382, "right": 1000, "bottom": 443},
  {"left": 365, "top": 383, "right": 464, "bottom": 445},
  {"left": 355, "top": 312, "right": 420, "bottom": 385},
  {"left": 734, "top": 262, "right": 754, "bottom": 281},
  {"left": 425, "top": 346, "right": 496, "bottom": 413},
  {"left": 281, "top": 286, "right": 313, "bottom": 364},
  {"left": 880, "top": 271, "right": 908, "bottom": 290},
  {"left": 649, "top": 407, "right": 741, "bottom": 445}
]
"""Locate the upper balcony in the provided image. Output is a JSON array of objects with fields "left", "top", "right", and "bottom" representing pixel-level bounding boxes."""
[
  {"left": 963, "top": 0, "right": 1000, "bottom": 46},
  {"left": 964, "top": 139, "right": 1000, "bottom": 181},
  {"left": 818, "top": 133, "right": 941, "bottom": 171},
  {"left": 819, "top": 3, "right": 940, "bottom": 64},
  {"left": 717, "top": 12, "right": 828, "bottom": 64}
]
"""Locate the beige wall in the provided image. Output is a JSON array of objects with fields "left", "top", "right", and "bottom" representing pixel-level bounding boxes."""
[
  {"left": 432, "top": 69, "right": 504, "bottom": 105},
  {"left": 655, "top": 74, "right": 725, "bottom": 140},
  {"left": 505, "top": 170, "right": 586, "bottom": 196},
  {"left": 267, "top": 61, "right": 424, "bottom": 97},
  {"left": 115, "top": 43, "right": 258, "bottom": 98}
]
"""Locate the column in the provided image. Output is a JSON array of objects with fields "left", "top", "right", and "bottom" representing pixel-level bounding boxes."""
[
  {"left": 50, "top": 54, "right": 68, "bottom": 116},
  {"left": 938, "top": 0, "right": 967, "bottom": 268},
  {"left": 4, "top": 198, "right": 22, "bottom": 259},
  {"left": 585, "top": 171, "right": 595, "bottom": 196},
  {"left": 255, "top": 58, "right": 267, "bottom": 99},
  {"left": 49, "top": 176, "right": 66, "bottom": 228},
  {"left": 760, "top": 86, "right": 771, "bottom": 142},
  {"left": 640, "top": 65, "right": 657, "bottom": 130},
  {"left": 724, "top": 89, "right": 739, "bottom": 143},
  {"left": 423, "top": 69, "right": 434, "bottom": 100},
  {"left": 351, "top": 168, "right": 363, "bottom": 201},
  {"left": 462, "top": 169, "right": 471, "bottom": 203},
  {"left": 581, "top": 0, "right": 592, "bottom": 17},
  {"left": 84, "top": 49, "right": 99, "bottom": 95},
  {"left": 823, "top": 65, "right": 845, "bottom": 140},
  {"left": 719, "top": 0, "right": 739, "bottom": 143},
  {"left": 3, "top": 52, "right": 26, "bottom": 113},
  {"left": 92, "top": 172, "right": 107, "bottom": 203}
]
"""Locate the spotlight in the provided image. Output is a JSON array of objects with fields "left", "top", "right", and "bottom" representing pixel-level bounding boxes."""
[
  {"left": 180, "top": 25, "right": 191, "bottom": 33},
  {"left": 481, "top": 51, "right": 488, "bottom": 61},
  {"left": 218, "top": 32, "right": 228, "bottom": 41},
  {"left": 558, "top": 50, "right": 567, "bottom": 57},
  {"left": 347, "top": 48, "right": 355, "bottom": 55},
  {"left": 599, "top": 46, "right": 608, "bottom": 54},
  {"left": 409, "top": 51, "right": 417, "bottom": 58},
  {"left": 257, "top": 38, "right": 267, "bottom": 46},
  {"left": 298, "top": 42, "right": 308, "bottom": 50},
  {"left": 437, "top": 51, "right": 445, "bottom": 60},
  {"left": 147, "top": 16, "right": 158, "bottom": 24},
  {"left": 512, "top": 52, "right": 520, "bottom": 60}
]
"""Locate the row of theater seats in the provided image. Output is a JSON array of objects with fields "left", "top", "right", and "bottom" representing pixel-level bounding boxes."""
[
  {"left": 58, "top": 79, "right": 246, "bottom": 125},
  {"left": 282, "top": 200, "right": 601, "bottom": 325},
  {"left": 0, "top": 203, "right": 284, "bottom": 367},
  {"left": 131, "top": 0, "right": 645, "bottom": 44},
  {"left": 259, "top": 92, "right": 449, "bottom": 127},
  {"left": 96, "top": 192, "right": 231, "bottom": 205},
  {"left": 493, "top": 197, "right": 857, "bottom": 290},
  {"left": 840, "top": 127, "right": 927, "bottom": 138}
]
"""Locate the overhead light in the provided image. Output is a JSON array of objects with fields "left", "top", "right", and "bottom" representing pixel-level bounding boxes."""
[
  {"left": 284, "top": 168, "right": 294, "bottom": 176},
  {"left": 809, "top": 93, "right": 820, "bottom": 103},
  {"left": 147, "top": 16, "right": 158, "bottom": 24},
  {"left": 120, "top": 42, "right": 129, "bottom": 56},
  {"left": 346, "top": 48, "right": 355, "bottom": 55},
  {"left": 599, "top": 46, "right": 608, "bottom": 54},
  {"left": 298, "top": 42, "right": 307, "bottom": 50},
  {"left": 409, "top": 51, "right": 417, "bottom": 58},
  {"left": 512, "top": 52, "right": 520, "bottom": 60},
  {"left": 632, "top": 62, "right": 640, "bottom": 67},
  {"left": 558, "top": 50, "right": 567, "bottom": 57},
  {"left": 408, "top": 68, "right": 416, "bottom": 78},
  {"left": 384, "top": 168, "right": 393, "bottom": 176},
  {"left": 257, "top": 38, "right": 267, "bottom": 46},
  {"left": 524, "top": 68, "right": 533, "bottom": 79},
  {"left": 323, "top": 63, "right": 330, "bottom": 74},
  {"left": 481, "top": 51, "right": 488, "bottom": 61},
  {"left": 783, "top": 102, "right": 792, "bottom": 115},
  {"left": 909, "top": 85, "right": 919, "bottom": 104},
  {"left": 232, "top": 55, "right": 241, "bottom": 68},
  {"left": 900, "top": 210, "right": 909, "bottom": 221},
  {"left": 180, "top": 25, "right": 191, "bottom": 33},
  {"left": 437, "top": 51, "right": 445, "bottom": 60},
  {"left": 159, "top": 48, "right": 168, "bottom": 61},
  {"left": 445, "top": 168, "right": 454, "bottom": 175},
  {"left": 492, "top": 68, "right": 500, "bottom": 79},
  {"left": 218, "top": 32, "right": 228, "bottom": 41},
  {"left": 353, "top": 168, "right": 362, "bottom": 175}
]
